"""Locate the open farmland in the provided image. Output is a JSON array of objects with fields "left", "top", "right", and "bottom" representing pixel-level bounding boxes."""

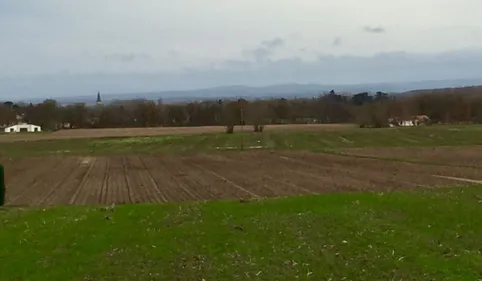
[
  {"left": 2, "top": 151, "right": 481, "bottom": 206},
  {"left": 2, "top": 126, "right": 482, "bottom": 280}
]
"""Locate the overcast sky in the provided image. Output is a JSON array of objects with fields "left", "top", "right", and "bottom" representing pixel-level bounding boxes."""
[{"left": 1, "top": 0, "right": 482, "bottom": 99}]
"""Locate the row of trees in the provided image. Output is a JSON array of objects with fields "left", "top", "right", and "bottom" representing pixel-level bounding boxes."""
[{"left": 1, "top": 86, "right": 482, "bottom": 131}]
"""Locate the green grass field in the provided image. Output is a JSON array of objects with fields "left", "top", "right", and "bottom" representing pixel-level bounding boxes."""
[
  {"left": 1, "top": 125, "right": 482, "bottom": 157},
  {"left": 1, "top": 186, "right": 481, "bottom": 280},
  {"left": 2, "top": 125, "right": 482, "bottom": 280}
]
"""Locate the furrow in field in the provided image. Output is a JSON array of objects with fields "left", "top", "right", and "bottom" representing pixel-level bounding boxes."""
[
  {"left": 205, "top": 153, "right": 315, "bottom": 196},
  {"left": 161, "top": 156, "right": 223, "bottom": 201},
  {"left": 5, "top": 157, "right": 64, "bottom": 203},
  {"left": 139, "top": 156, "right": 180, "bottom": 202},
  {"left": 276, "top": 152, "right": 471, "bottom": 190},
  {"left": 106, "top": 157, "right": 130, "bottom": 204},
  {"left": 156, "top": 156, "right": 207, "bottom": 201},
  {"left": 3, "top": 158, "right": 45, "bottom": 184},
  {"left": 217, "top": 154, "right": 325, "bottom": 194},
  {"left": 180, "top": 159, "right": 254, "bottom": 201},
  {"left": 38, "top": 157, "right": 94, "bottom": 205},
  {"left": 269, "top": 152, "right": 406, "bottom": 191},
  {"left": 99, "top": 158, "right": 111, "bottom": 205},
  {"left": 12, "top": 158, "right": 75, "bottom": 206},
  {"left": 121, "top": 157, "right": 134, "bottom": 203},
  {"left": 7, "top": 158, "right": 68, "bottom": 205},
  {"left": 138, "top": 156, "right": 168, "bottom": 203},
  {"left": 124, "top": 156, "right": 163, "bottom": 203},
  {"left": 73, "top": 157, "right": 108, "bottom": 205},
  {"left": 68, "top": 157, "right": 98, "bottom": 205},
  {"left": 188, "top": 154, "right": 290, "bottom": 198}
]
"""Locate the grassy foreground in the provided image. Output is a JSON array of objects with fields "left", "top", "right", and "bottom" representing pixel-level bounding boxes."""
[
  {"left": 2, "top": 125, "right": 482, "bottom": 157},
  {"left": 1, "top": 186, "right": 482, "bottom": 280}
]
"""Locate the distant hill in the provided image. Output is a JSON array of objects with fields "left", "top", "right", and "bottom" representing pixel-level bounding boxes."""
[{"left": 22, "top": 77, "right": 482, "bottom": 105}]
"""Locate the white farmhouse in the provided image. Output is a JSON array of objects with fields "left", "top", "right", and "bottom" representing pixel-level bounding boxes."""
[
  {"left": 4, "top": 123, "right": 42, "bottom": 133},
  {"left": 399, "top": 120, "right": 415, "bottom": 127}
]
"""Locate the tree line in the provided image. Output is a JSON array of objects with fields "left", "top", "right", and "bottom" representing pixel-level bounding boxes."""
[{"left": 1, "top": 86, "right": 482, "bottom": 131}]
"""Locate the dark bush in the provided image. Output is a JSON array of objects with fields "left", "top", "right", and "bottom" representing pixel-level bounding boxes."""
[
  {"left": 253, "top": 124, "right": 265, "bottom": 133},
  {"left": 226, "top": 124, "right": 234, "bottom": 134}
]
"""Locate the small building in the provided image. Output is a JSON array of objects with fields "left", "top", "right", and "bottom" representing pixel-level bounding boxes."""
[
  {"left": 388, "top": 115, "right": 430, "bottom": 127},
  {"left": 399, "top": 120, "right": 415, "bottom": 127},
  {"left": 4, "top": 123, "right": 41, "bottom": 133}
]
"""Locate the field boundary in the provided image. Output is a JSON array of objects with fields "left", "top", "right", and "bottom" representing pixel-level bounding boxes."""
[
  {"left": 433, "top": 175, "right": 482, "bottom": 184},
  {"left": 0, "top": 124, "right": 355, "bottom": 143}
]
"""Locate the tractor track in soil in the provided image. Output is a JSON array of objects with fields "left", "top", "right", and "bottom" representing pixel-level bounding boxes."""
[
  {"left": 51, "top": 157, "right": 99, "bottom": 205},
  {"left": 138, "top": 156, "right": 168, "bottom": 203},
  {"left": 175, "top": 158, "right": 226, "bottom": 201},
  {"left": 125, "top": 156, "right": 163, "bottom": 203},
  {"left": 200, "top": 154, "right": 314, "bottom": 196},
  {"left": 276, "top": 152, "right": 470, "bottom": 190},
  {"left": 99, "top": 159, "right": 111, "bottom": 205},
  {"left": 107, "top": 157, "right": 130, "bottom": 204},
  {"left": 186, "top": 160, "right": 259, "bottom": 199},
  {"left": 275, "top": 153, "right": 422, "bottom": 192},
  {"left": 68, "top": 157, "right": 100, "bottom": 205},
  {"left": 20, "top": 158, "right": 75, "bottom": 206},
  {"left": 140, "top": 156, "right": 177, "bottom": 202},
  {"left": 179, "top": 161, "right": 244, "bottom": 201},
  {"left": 158, "top": 157, "right": 206, "bottom": 201},
  {"left": 75, "top": 157, "right": 108, "bottom": 205},
  {"left": 37, "top": 158, "right": 90, "bottom": 206},
  {"left": 149, "top": 157, "right": 198, "bottom": 202},
  {"left": 188, "top": 155, "right": 270, "bottom": 198},
  {"left": 5, "top": 157, "right": 60, "bottom": 201},
  {"left": 121, "top": 157, "right": 134, "bottom": 203},
  {"left": 8, "top": 158, "right": 69, "bottom": 205},
  {"left": 223, "top": 153, "right": 349, "bottom": 193}
]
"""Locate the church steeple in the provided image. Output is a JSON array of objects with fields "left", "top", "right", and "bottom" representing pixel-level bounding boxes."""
[{"left": 96, "top": 92, "right": 103, "bottom": 105}]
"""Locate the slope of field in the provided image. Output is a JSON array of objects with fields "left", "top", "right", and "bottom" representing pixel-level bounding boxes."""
[
  {"left": 2, "top": 125, "right": 482, "bottom": 158},
  {"left": 342, "top": 146, "right": 482, "bottom": 167},
  {"left": 1, "top": 186, "right": 481, "bottom": 280},
  {"left": 2, "top": 151, "right": 480, "bottom": 206},
  {"left": 0, "top": 124, "right": 354, "bottom": 143}
]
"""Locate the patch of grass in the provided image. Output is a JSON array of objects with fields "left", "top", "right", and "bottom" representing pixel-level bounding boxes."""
[
  {"left": 1, "top": 186, "right": 482, "bottom": 280},
  {"left": 2, "top": 125, "right": 482, "bottom": 157}
]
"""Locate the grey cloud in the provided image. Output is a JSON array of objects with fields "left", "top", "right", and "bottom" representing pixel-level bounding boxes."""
[
  {"left": 104, "top": 53, "right": 151, "bottom": 62},
  {"left": 363, "top": 26, "right": 386, "bottom": 34},
  {"left": 167, "top": 50, "right": 180, "bottom": 58},
  {"left": 261, "top": 37, "right": 285, "bottom": 48},
  {"left": 251, "top": 48, "right": 272, "bottom": 62},
  {"left": 243, "top": 37, "right": 285, "bottom": 62},
  {"left": 332, "top": 37, "right": 342, "bottom": 46}
]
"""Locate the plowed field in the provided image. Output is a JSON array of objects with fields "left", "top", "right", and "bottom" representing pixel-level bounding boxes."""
[{"left": 2, "top": 151, "right": 480, "bottom": 206}]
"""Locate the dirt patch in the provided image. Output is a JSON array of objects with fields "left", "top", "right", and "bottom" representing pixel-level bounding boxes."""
[
  {"left": 1, "top": 151, "right": 479, "bottom": 206},
  {"left": 341, "top": 146, "right": 482, "bottom": 167},
  {"left": 0, "top": 124, "right": 355, "bottom": 143}
]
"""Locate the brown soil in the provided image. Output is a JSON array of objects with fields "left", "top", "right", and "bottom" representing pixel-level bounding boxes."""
[
  {"left": 341, "top": 146, "right": 482, "bottom": 167},
  {"left": 0, "top": 124, "right": 355, "bottom": 143},
  {"left": 2, "top": 151, "right": 479, "bottom": 206}
]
